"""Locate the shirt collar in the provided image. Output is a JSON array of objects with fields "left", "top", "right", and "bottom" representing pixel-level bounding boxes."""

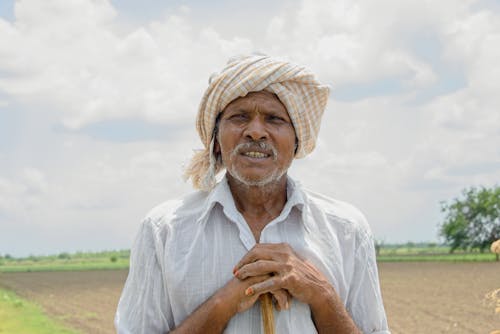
[{"left": 196, "top": 174, "right": 306, "bottom": 224}]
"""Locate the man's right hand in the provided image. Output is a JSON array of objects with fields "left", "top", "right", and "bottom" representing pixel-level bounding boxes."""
[
  {"left": 217, "top": 274, "right": 291, "bottom": 316},
  {"left": 170, "top": 273, "right": 289, "bottom": 334}
]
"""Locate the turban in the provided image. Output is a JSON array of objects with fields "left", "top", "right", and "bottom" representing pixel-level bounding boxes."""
[{"left": 185, "top": 54, "right": 330, "bottom": 190}]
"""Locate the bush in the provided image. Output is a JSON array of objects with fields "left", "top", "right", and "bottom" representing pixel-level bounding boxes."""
[
  {"left": 58, "top": 252, "right": 71, "bottom": 260},
  {"left": 28, "top": 255, "right": 40, "bottom": 262},
  {"left": 110, "top": 256, "right": 117, "bottom": 263}
]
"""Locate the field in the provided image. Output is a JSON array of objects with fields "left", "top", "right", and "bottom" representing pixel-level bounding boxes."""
[
  {"left": 0, "top": 250, "right": 130, "bottom": 273},
  {"left": 0, "top": 246, "right": 497, "bottom": 274},
  {"left": 0, "top": 270, "right": 127, "bottom": 334},
  {"left": 0, "top": 262, "right": 499, "bottom": 334},
  {"left": 0, "top": 287, "right": 75, "bottom": 334},
  {"left": 379, "top": 262, "right": 500, "bottom": 333},
  {"left": 377, "top": 244, "right": 498, "bottom": 262}
]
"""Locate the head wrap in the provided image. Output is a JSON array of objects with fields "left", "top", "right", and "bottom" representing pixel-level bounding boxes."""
[{"left": 185, "top": 54, "right": 330, "bottom": 190}]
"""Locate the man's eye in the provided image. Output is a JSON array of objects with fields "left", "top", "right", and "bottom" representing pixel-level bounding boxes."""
[
  {"left": 230, "top": 114, "right": 248, "bottom": 120},
  {"left": 268, "top": 115, "right": 286, "bottom": 123}
]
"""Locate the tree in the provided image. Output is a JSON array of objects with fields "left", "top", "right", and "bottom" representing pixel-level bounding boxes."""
[{"left": 439, "top": 185, "right": 500, "bottom": 253}]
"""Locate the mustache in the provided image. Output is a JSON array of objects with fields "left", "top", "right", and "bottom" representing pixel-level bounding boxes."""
[{"left": 230, "top": 141, "right": 278, "bottom": 160}]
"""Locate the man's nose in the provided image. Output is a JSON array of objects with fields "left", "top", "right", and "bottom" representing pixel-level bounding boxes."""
[{"left": 243, "top": 117, "right": 268, "bottom": 141}]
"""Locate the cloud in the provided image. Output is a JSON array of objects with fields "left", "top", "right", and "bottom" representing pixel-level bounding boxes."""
[
  {"left": 0, "top": 168, "right": 48, "bottom": 214},
  {"left": 1, "top": 0, "right": 485, "bottom": 131},
  {"left": 0, "top": 0, "right": 254, "bottom": 130},
  {"left": 263, "top": 0, "right": 442, "bottom": 89},
  {"left": 1, "top": 0, "right": 500, "bottom": 254}
]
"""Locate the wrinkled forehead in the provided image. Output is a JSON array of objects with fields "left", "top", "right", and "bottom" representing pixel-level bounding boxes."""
[{"left": 220, "top": 90, "right": 289, "bottom": 117}]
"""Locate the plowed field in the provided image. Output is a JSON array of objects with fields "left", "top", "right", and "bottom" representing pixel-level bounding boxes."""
[
  {"left": 0, "top": 262, "right": 499, "bottom": 334},
  {"left": 0, "top": 270, "right": 127, "bottom": 334},
  {"left": 379, "top": 262, "right": 499, "bottom": 334}
]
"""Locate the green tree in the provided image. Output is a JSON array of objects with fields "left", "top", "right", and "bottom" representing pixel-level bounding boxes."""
[
  {"left": 58, "top": 252, "right": 71, "bottom": 260},
  {"left": 440, "top": 185, "right": 500, "bottom": 252}
]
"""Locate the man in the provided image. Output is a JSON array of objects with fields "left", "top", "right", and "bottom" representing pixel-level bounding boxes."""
[{"left": 115, "top": 55, "right": 390, "bottom": 333}]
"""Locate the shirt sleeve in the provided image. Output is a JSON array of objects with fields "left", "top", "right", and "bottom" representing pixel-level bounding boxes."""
[
  {"left": 115, "top": 217, "right": 174, "bottom": 334},
  {"left": 347, "top": 228, "right": 391, "bottom": 334}
]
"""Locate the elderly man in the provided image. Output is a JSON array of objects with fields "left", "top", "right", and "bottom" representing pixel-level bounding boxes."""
[{"left": 115, "top": 55, "right": 390, "bottom": 333}]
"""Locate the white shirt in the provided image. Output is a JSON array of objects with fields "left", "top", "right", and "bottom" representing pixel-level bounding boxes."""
[{"left": 115, "top": 176, "right": 390, "bottom": 334}]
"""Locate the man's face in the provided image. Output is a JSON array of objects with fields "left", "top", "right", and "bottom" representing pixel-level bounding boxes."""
[{"left": 215, "top": 91, "right": 296, "bottom": 186}]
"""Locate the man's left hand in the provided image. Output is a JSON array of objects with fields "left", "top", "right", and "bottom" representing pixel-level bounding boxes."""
[{"left": 232, "top": 243, "right": 335, "bottom": 308}]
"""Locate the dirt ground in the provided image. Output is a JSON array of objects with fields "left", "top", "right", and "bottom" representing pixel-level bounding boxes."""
[
  {"left": 378, "top": 262, "right": 500, "bottom": 334},
  {"left": 0, "top": 270, "right": 128, "bottom": 334},
  {"left": 0, "top": 262, "right": 499, "bottom": 334}
]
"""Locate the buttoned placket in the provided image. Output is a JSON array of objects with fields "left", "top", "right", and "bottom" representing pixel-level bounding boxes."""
[
  {"left": 201, "top": 176, "right": 307, "bottom": 251},
  {"left": 220, "top": 185, "right": 304, "bottom": 248}
]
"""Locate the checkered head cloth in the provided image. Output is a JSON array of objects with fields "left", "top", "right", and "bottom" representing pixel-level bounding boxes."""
[{"left": 185, "top": 54, "right": 330, "bottom": 190}]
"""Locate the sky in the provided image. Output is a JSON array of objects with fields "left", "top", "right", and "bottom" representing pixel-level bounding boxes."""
[{"left": 1, "top": 0, "right": 499, "bottom": 257}]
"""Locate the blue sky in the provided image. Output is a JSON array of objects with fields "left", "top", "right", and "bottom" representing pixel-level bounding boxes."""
[
  {"left": 1, "top": 0, "right": 499, "bottom": 256},
  {"left": 0, "top": 1, "right": 14, "bottom": 21}
]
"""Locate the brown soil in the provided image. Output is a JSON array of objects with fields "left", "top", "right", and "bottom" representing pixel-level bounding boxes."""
[
  {"left": 378, "top": 262, "right": 500, "bottom": 334},
  {"left": 0, "top": 270, "right": 128, "bottom": 334},
  {"left": 0, "top": 262, "right": 499, "bottom": 334}
]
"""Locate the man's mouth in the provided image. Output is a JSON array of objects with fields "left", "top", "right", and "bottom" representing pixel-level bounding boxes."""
[
  {"left": 231, "top": 142, "right": 277, "bottom": 161},
  {"left": 242, "top": 151, "right": 270, "bottom": 158}
]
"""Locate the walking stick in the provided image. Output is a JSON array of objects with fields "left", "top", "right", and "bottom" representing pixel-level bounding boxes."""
[{"left": 260, "top": 293, "right": 276, "bottom": 334}]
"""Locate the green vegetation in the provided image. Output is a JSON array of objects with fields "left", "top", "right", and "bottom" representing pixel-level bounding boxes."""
[
  {"left": 0, "top": 250, "right": 130, "bottom": 273},
  {"left": 376, "top": 242, "right": 498, "bottom": 262},
  {"left": 439, "top": 185, "right": 500, "bottom": 252},
  {"left": 1, "top": 243, "right": 497, "bottom": 272},
  {"left": 0, "top": 288, "right": 78, "bottom": 334}
]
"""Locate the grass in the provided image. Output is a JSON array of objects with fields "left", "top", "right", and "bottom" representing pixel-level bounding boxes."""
[
  {"left": 377, "top": 253, "right": 496, "bottom": 262},
  {"left": 0, "top": 246, "right": 497, "bottom": 273},
  {"left": 0, "top": 250, "right": 130, "bottom": 273},
  {"left": 0, "top": 261, "right": 130, "bottom": 273},
  {"left": 0, "top": 288, "right": 78, "bottom": 334},
  {"left": 376, "top": 244, "right": 498, "bottom": 262}
]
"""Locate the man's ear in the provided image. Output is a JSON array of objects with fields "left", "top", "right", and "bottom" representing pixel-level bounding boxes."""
[
  {"left": 213, "top": 113, "right": 222, "bottom": 158},
  {"left": 214, "top": 138, "right": 221, "bottom": 156},
  {"left": 214, "top": 138, "right": 220, "bottom": 155}
]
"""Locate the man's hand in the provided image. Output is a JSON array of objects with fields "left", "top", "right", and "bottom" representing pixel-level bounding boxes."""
[
  {"left": 232, "top": 243, "right": 334, "bottom": 307},
  {"left": 215, "top": 274, "right": 289, "bottom": 314},
  {"left": 232, "top": 243, "right": 361, "bottom": 334},
  {"left": 170, "top": 272, "right": 290, "bottom": 334},
  {"left": 172, "top": 243, "right": 360, "bottom": 334}
]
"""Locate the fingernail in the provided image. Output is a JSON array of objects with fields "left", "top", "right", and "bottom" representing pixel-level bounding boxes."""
[
  {"left": 233, "top": 270, "right": 239, "bottom": 277},
  {"left": 245, "top": 287, "right": 254, "bottom": 296}
]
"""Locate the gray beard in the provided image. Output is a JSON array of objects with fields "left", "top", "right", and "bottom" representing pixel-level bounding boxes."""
[
  {"left": 223, "top": 141, "right": 290, "bottom": 187},
  {"left": 227, "top": 164, "right": 288, "bottom": 188}
]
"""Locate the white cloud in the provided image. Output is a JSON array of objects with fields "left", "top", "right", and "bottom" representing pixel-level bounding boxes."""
[
  {"left": 262, "top": 0, "right": 442, "bottom": 87},
  {"left": 0, "top": 168, "right": 48, "bottom": 214},
  {"left": 0, "top": 0, "right": 254, "bottom": 129},
  {"left": 1, "top": 0, "right": 500, "bottom": 254}
]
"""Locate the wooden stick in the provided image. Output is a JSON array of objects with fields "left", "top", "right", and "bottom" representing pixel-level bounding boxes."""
[{"left": 260, "top": 293, "right": 276, "bottom": 334}]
